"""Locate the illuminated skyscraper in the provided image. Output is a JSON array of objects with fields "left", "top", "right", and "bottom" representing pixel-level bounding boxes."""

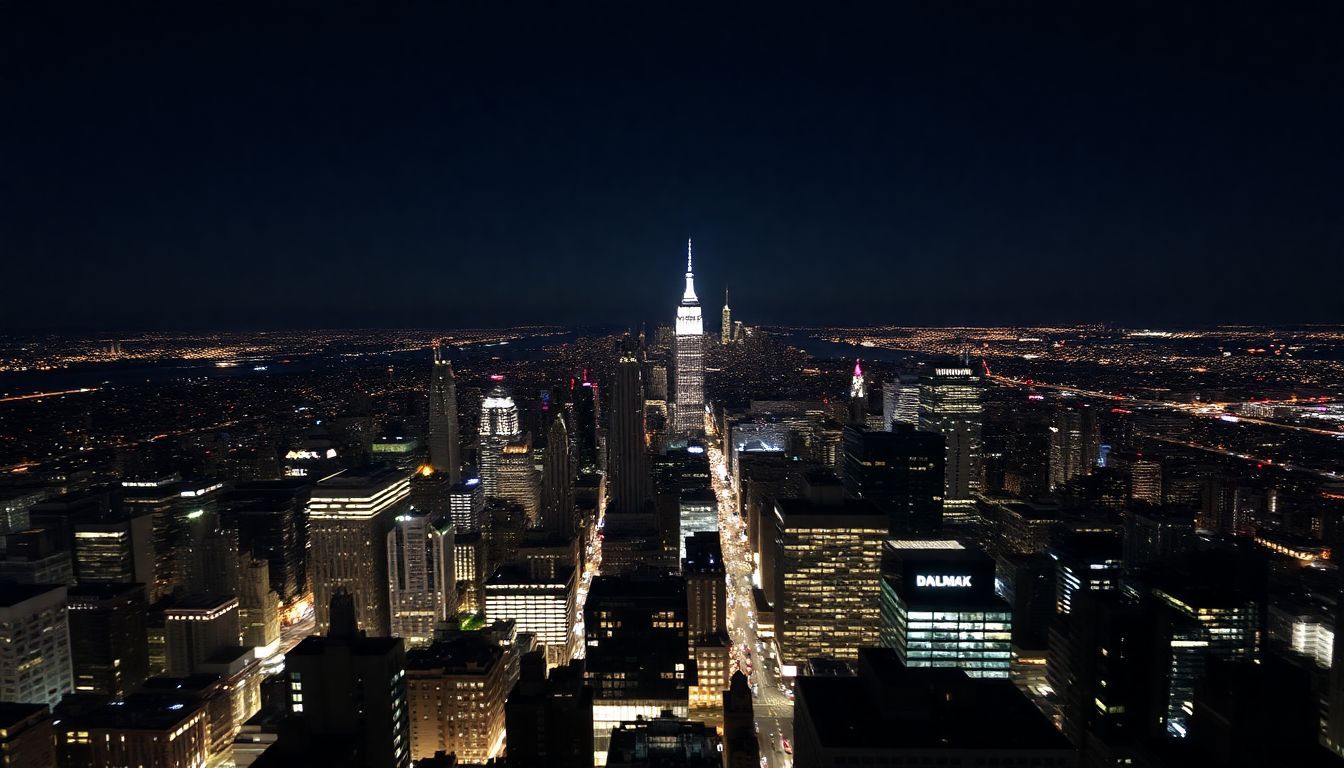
[
  {"left": 849, "top": 359, "right": 867, "bottom": 425},
  {"left": 387, "top": 509, "right": 455, "bottom": 647},
  {"left": 720, "top": 287, "right": 732, "bottom": 344},
  {"left": 918, "top": 363, "right": 983, "bottom": 521},
  {"left": 882, "top": 374, "right": 920, "bottom": 430},
  {"left": 427, "top": 342, "right": 461, "bottom": 483},
  {"left": 672, "top": 240, "right": 704, "bottom": 438},
  {"left": 497, "top": 436, "right": 541, "bottom": 526},
  {"left": 307, "top": 467, "right": 411, "bottom": 636},
  {"left": 478, "top": 386, "right": 521, "bottom": 497}
]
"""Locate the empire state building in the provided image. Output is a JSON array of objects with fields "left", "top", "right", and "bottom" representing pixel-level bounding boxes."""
[{"left": 673, "top": 239, "right": 705, "bottom": 438}]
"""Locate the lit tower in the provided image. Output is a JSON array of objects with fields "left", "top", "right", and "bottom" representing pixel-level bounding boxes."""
[
  {"left": 428, "top": 341, "right": 461, "bottom": 483},
  {"left": 720, "top": 287, "right": 732, "bottom": 344},
  {"left": 478, "top": 384, "right": 521, "bottom": 497},
  {"left": 849, "top": 358, "right": 868, "bottom": 425},
  {"left": 673, "top": 239, "right": 705, "bottom": 438}
]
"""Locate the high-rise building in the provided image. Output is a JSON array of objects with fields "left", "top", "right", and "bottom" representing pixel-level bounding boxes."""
[
  {"left": 163, "top": 594, "right": 241, "bottom": 676},
  {"left": 879, "top": 540, "right": 1012, "bottom": 679},
  {"left": 453, "top": 529, "right": 487, "bottom": 614},
  {"left": 285, "top": 592, "right": 410, "bottom": 768},
  {"left": 0, "top": 584, "right": 72, "bottom": 707},
  {"left": 505, "top": 651, "right": 594, "bottom": 768},
  {"left": 0, "top": 702, "right": 54, "bottom": 768},
  {"left": 1050, "top": 529, "right": 1122, "bottom": 615},
  {"left": 387, "top": 509, "right": 455, "bottom": 647},
  {"left": 498, "top": 436, "right": 541, "bottom": 525},
  {"left": 1048, "top": 406, "right": 1099, "bottom": 491},
  {"left": 221, "top": 479, "right": 309, "bottom": 607},
  {"left": 67, "top": 583, "right": 150, "bottom": 697},
  {"left": 918, "top": 362, "right": 983, "bottom": 521},
  {"left": 585, "top": 574, "right": 695, "bottom": 765},
  {"left": 238, "top": 556, "right": 281, "bottom": 659},
  {"left": 449, "top": 478, "right": 486, "bottom": 533},
  {"left": 484, "top": 563, "right": 575, "bottom": 668},
  {"left": 677, "top": 489, "right": 717, "bottom": 561},
  {"left": 607, "top": 338, "right": 652, "bottom": 517},
  {"left": 541, "top": 413, "right": 576, "bottom": 539},
  {"left": 672, "top": 240, "right": 705, "bottom": 438},
  {"left": 720, "top": 287, "right": 732, "bottom": 344},
  {"left": 71, "top": 512, "right": 156, "bottom": 589},
  {"left": 478, "top": 386, "right": 521, "bottom": 497},
  {"left": 848, "top": 359, "right": 867, "bottom": 425},
  {"left": 771, "top": 473, "right": 886, "bottom": 673},
  {"left": 684, "top": 532, "right": 731, "bottom": 711},
  {"left": 405, "top": 630, "right": 516, "bottom": 763},
  {"left": 55, "top": 693, "right": 211, "bottom": 768},
  {"left": 606, "top": 711, "right": 723, "bottom": 767},
  {"left": 307, "top": 467, "right": 410, "bottom": 636},
  {"left": 841, "top": 423, "right": 945, "bottom": 537},
  {"left": 427, "top": 342, "right": 462, "bottom": 483},
  {"left": 0, "top": 527, "right": 74, "bottom": 586},
  {"left": 881, "top": 374, "right": 920, "bottom": 431}
]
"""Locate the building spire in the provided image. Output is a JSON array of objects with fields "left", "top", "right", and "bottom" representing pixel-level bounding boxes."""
[
  {"left": 687, "top": 238, "right": 694, "bottom": 275},
  {"left": 681, "top": 238, "right": 699, "bottom": 304}
]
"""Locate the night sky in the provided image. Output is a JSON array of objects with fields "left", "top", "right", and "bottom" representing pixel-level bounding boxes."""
[{"left": 3, "top": 2, "right": 1341, "bottom": 331}]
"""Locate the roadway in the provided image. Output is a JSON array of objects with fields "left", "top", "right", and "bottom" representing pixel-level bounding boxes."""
[{"left": 706, "top": 418, "right": 794, "bottom": 767}]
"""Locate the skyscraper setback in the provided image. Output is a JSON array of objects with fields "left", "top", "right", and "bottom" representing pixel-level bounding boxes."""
[
  {"left": 427, "top": 342, "right": 461, "bottom": 483},
  {"left": 672, "top": 240, "right": 704, "bottom": 438}
]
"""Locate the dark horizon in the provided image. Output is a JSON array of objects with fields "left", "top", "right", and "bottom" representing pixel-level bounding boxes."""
[{"left": 4, "top": 2, "right": 1342, "bottom": 331}]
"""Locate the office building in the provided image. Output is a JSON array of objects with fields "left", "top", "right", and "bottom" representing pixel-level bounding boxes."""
[
  {"left": 677, "top": 489, "right": 716, "bottom": 561},
  {"left": 771, "top": 473, "right": 886, "bottom": 672},
  {"left": 879, "top": 541, "right": 1012, "bottom": 678},
  {"left": 882, "top": 374, "right": 920, "bottom": 430},
  {"left": 0, "top": 527, "right": 74, "bottom": 586},
  {"left": 238, "top": 556, "right": 280, "bottom": 658},
  {"left": 1051, "top": 529, "right": 1123, "bottom": 615},
  {"left": 221, "top": 479, "right": 309, "bottom": 607},
  {"left": 842, "top": 423, "right": 945, "bottom": 537},
  {"left": 405, "top": 631, "right": 516, "bottom": 763},
  {"left": 67, "top": 583, "right": 150, "bottom": 697},
  {"left": 793, "top": 648, "right": 1073, "bottom": 767},
  {"left": 1048, "top": 406, "right": 1099, "bottom": 490},
  {"left": 505, "top": 651, "right": 594, "bottom": 768},
  {"left": 308, "top": 467, "right": 410, "bottom": 635},
  {"left": 672, "top": 240, "right": 705, "bottom": 438},
  {"left": 285, "top": 592, "right": 410, "bottom": 768},
  {"left": 1123, "top": 506, "right": 1195, "bottom": 572},
  {"left": 497, "top": 436, "right": 541, "bottom": 526},
  {"left": 485, "top": 563, "right": 575, "bottom": 668},
  {"left": 409, "top": 465, "right": 454, "bottom": 520},
  {"left": 722, "top": 672, "right": 759, "bottom": 768},
  {"left": 428, "top": 341, "right": 462, "bottom": 483},
  {"left": 449, "top": 478, "right": 486, "bottom": 533},
  {"left": 1153, "top": 581, "right": 1260, "bottom": 738},
  {"left": 478, "top": 386, "right": 521, "bottom": 498},
  {"left": 918, "top": 362, "right": 983, "bottom": 521},
  {"left": 0, "top": 490, "right": 42, "bottom": 539},
  {"left": 585, "top": 574, "right": 695, "bottom": 765},
  {"left": 542, "top": 412, "right": 577, "bottom": 538},
  {"left": 55, "top": 693, "right": 211, "bottom": 768},
  {"left": 607, "top": 338, "right": 652, "bottom": 517},
  {"left": 0, "top": 702, "right": 54, "bottom": 768},
  {"left": 164, "top": 594, "right": 241, "bottom": 676},
  {"left": 454, "top": 529, "right": 487, "bottom": 614},
  {"left": 684, "top": 532, "right": 730, "bottom": 710},
  {"left": 0, "top": 583, "right": 72, "bottom": 707},
  {"left": 387, "top": 509, "right": 455, "bottom": 647},
  {"left": 72, "top": 512, "right": 155, "bottom": 589}
]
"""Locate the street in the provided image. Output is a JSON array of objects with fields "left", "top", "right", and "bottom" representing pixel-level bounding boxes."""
[{"left": 706, "top": 418, "right": 794, "bottom": 768}]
